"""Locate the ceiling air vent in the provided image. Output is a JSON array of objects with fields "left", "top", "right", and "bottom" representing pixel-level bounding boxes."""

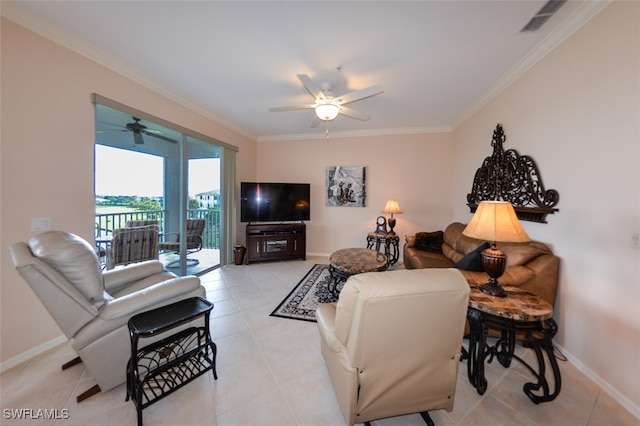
[{"left": 521, "top": 0, "right": 567, "bottom": 32}]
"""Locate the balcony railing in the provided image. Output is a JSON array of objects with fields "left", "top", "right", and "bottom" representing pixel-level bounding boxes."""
[{"left": 95, "top": 209, "right": 220, "bottom": 249}]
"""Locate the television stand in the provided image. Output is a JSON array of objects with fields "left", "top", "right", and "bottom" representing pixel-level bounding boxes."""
[{"left": 245, "top": 223, "right": 306, "bottom": 264}]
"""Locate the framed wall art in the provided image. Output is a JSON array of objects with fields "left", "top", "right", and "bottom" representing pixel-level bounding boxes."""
[{"left": 326, "top": 166, "right": 366, "bottom": 207}]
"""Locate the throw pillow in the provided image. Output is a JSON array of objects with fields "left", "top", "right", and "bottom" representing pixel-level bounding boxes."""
[
  {"left": 454, "top": 242, "right": 490, "bottom": 272},
  {"left": 413, "top": 231, "right": 443, "bottom": 253}
]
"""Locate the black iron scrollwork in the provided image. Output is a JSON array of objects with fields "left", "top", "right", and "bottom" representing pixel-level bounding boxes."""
[{"left": 467, "top": 124, "right": 559, "bottom": 223}]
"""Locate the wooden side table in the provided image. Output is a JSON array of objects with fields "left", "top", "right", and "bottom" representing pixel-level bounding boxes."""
[
  {"left": 366, "top": 232, "right": 400, "bottom": 266},
  {"left": 126, "top": 297, "right": 217, "bottom": 425},
  {"left": 464, "top": 286, "right": 561, "bottom": 404}
]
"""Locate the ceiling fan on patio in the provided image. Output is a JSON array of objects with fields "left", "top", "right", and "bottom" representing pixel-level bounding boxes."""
[
  {"left": 269, "top": 74, "right": 384, "bottom": 128},
  {"left": 97, "top": 117, "right": 177, "bottom": 144}
]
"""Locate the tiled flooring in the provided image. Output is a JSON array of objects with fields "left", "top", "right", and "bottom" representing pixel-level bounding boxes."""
[{"left": 1, "top": 257, "right": 637, "bottom": 425}]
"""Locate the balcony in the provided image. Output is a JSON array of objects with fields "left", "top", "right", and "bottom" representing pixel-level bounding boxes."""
[{"left": 95, "top": 209, "right": 221, "bottom": 275}]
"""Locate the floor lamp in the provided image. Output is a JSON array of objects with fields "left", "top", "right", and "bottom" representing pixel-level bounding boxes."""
[{"left": 462, "top": 201, "right": 530, "bottom": 297}]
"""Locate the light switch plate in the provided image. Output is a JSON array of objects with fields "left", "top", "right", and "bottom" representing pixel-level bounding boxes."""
[
  {"left": 632, "top": 233, "right": 640, "bottom": 249},
  {"left": 31, "top": 217, "right": 52, "bottom": 231}
]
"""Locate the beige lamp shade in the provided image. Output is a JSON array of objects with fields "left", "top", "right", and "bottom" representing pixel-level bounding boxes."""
[
  {"left": 463, "top": 201, "right": 530, "bottom": 243},
  {"left": 382, "top": 199, "right": 403, "bottom": 215}
]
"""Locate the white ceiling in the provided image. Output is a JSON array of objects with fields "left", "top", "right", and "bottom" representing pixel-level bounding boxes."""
[{"left": 4, "top": 1, "right": 605, "bottom": 141}]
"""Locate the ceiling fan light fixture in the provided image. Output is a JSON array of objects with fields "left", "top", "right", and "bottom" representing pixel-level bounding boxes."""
[{"left": 315, "top": 103, "right": 340, "bottom": 121}]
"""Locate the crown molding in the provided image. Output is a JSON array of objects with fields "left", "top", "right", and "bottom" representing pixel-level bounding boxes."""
[
  {"left": 256, "top": 125, "right": 452, "bottom": 143},
  {"left": 452, "top": 0, "right": 612, "bottom": 130},
  {"left": 1, "top": 1, "right": 256, "bottom": 142}
]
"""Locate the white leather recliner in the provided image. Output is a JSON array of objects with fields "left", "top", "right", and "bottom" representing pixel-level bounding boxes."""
[
  {"left": 316, "top": 268, "right": 470, "bottom": 426},
  {"left": 9, "top": 231, "right": 206, "bottom": 400}
]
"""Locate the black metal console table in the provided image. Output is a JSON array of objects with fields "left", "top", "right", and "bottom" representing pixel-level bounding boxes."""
[
  {"left": 126, "top": 297, "right": 217, "bottom": 425},
  {"left": 464, "top": 286, "right": 561, "bottom": 404}
]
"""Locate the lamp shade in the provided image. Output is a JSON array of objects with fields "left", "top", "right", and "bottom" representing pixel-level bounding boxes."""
[
  {"left": 462, "top": 201, "right": 530, "bottom": 243},
  {"left": 382, "top": 199, "right": 403, "bottom": 215},
  {"left": 315, "top": 103, "right": 340, "bottom": 121}
]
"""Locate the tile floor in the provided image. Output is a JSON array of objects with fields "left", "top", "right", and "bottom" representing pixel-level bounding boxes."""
[{"left": 1, "top": 257, "right": 638, "bottom": 425}]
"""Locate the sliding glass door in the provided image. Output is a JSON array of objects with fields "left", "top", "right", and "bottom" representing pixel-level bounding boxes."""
[{"left": 94, "top": 97, "right": 237, "bottom": 275}]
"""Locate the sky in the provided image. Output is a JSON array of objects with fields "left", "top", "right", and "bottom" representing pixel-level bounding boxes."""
[{"left": 95, "top": 145, "right": 220, "bottom": 197}]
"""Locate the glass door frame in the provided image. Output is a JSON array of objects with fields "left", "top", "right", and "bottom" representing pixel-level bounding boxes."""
[{"left": 93, "top": 94, "right": 238, "bottom": 274}]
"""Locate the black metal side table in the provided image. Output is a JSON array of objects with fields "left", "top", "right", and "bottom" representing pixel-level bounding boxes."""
[
  {"left": 126, "top": 297, "right": 217, "bottom": 425},
  {"left": 366, "top": 232, "right": 400, "bottom": 266},
  {"left": 463, "top": 286, "right": 561, "bottom": 404}
]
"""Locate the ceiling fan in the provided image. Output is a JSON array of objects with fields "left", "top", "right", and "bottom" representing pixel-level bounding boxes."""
[
  {"left": 269, "top": 74, "right": 384, "bottom": 127},
  {"left": 97, "top": 117, "right": 177, "bottom": 144}
]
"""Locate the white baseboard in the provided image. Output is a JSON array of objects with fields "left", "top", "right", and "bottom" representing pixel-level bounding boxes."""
[
  {"left": 0, "top": 335, "right": 67, "bottom": 373},
  {"left": 554, "top": 342, "right": 640, "bottom": 420}
]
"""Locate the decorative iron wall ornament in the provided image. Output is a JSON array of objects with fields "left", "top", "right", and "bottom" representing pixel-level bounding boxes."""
[{"left": 467, "top": 124, "right": 559, "bottom": 223}]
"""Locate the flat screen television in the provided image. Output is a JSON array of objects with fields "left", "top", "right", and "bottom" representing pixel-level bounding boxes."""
[{"left": 240, "top": 182, "right": 311, "bottom": 223}]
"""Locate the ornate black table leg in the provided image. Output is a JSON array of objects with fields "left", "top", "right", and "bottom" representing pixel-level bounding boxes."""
[
  {"left": 390, "top": 240, "right": 399, "bottom": 265},
  {"left": 523, "top": 318, "right": 561, "bottom": 404},
  {"left": 466, "top": 308, "right": 488, "bottom": 395},
  {"left": 203, "top": 310, "right": 218, "bottom": 380},
  {"left": 327, "top": 265, "right": 346, "bottom": 300},
  {"left": 492, "top": 323, "right": 516, "bottom": 368}
]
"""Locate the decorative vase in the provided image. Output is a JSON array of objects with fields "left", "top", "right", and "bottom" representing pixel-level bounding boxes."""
[{"left": 233, "top": 244, "right": 246, "bottom": 265}]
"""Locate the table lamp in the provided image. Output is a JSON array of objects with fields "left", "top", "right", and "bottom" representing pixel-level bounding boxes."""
[
  {"left": 462, "top": 201, "right": 530, "bottom": 297},
  {"left": 382, "top": 199, "right": 403, "bottom": 235}
]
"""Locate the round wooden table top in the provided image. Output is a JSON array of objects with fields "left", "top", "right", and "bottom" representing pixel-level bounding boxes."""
[{"left": 329, "top": 248, "right": 388, "bottom": 275}]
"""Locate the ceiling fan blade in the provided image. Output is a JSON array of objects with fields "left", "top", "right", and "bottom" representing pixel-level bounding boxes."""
[
  {"left": 269, "top": 105, "right": 314, "bottom": 112},
  {"left": 142, "top": 130, "right": 178, "bottom": 144},
  {"left": 339, "top": 106, "right": 371, "bottom": 121},
  {"left": 133, "top": 132, "right": 144, "bottom": 144},
  {"left": 96, "top": 129, "right": 129, "bottom": 134},
  {"left": 310, "top": 116, "right": 322, "bottom": 128},
  {"left": 297, "top": 74, "right": 325, "bottom": 101},
  {"left": 97, "top": 121, "right": 128, "bottom": 130},
  {"left": 336, "top": 85, "right": 384, "bottom": 105}
]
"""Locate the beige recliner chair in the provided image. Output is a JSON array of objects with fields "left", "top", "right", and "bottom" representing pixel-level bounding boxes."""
[
  {"left": 9, "top": 231, "right": 206, "bottom": 401},
  {"left": 316, "top": 268, "right": 470, "bottom": 426}
]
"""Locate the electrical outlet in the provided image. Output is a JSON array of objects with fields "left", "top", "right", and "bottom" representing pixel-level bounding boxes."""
[
  {"left": 31, "top": 217, "right": 52, "bottom": 232},
  {"left": 632, "top": 233, "right": 640, "bottom": 249}
]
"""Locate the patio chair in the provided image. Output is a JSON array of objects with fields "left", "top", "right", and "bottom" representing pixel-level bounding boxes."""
[
  {"left": 107, "top": 225, "right": 159, "bottom": 270},
  {"left": 159, "top": 219, "right": 206, "bottom": 267},
  {"left": 125, "top": 219, "right": 159, "bottom": 230}
]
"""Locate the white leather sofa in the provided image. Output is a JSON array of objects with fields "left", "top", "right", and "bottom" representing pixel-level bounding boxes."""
[
  {"left": 9, "top": 231, "right": 205, "bottom": 399},
  {"left": 316, "top": 268, "right": 470, "bottom": 426}
]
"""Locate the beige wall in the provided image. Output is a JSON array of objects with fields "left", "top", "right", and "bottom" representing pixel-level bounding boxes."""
[
  {"left": 0, "top": 18, "right": 257, "bottom": 363},
  {"left": 255, "top": 132, "right": 454, "bottom": 253},
  {"left": 1, "top": 0, "right": 639, "bottom": 417},
  {"left": 452, "top": 1, "right": 640, "bottom": 414}
]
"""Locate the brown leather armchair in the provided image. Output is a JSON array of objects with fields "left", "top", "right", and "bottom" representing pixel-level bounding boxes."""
[{"left": 316, "top": 268, "right": 470, "bottom": 426}]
